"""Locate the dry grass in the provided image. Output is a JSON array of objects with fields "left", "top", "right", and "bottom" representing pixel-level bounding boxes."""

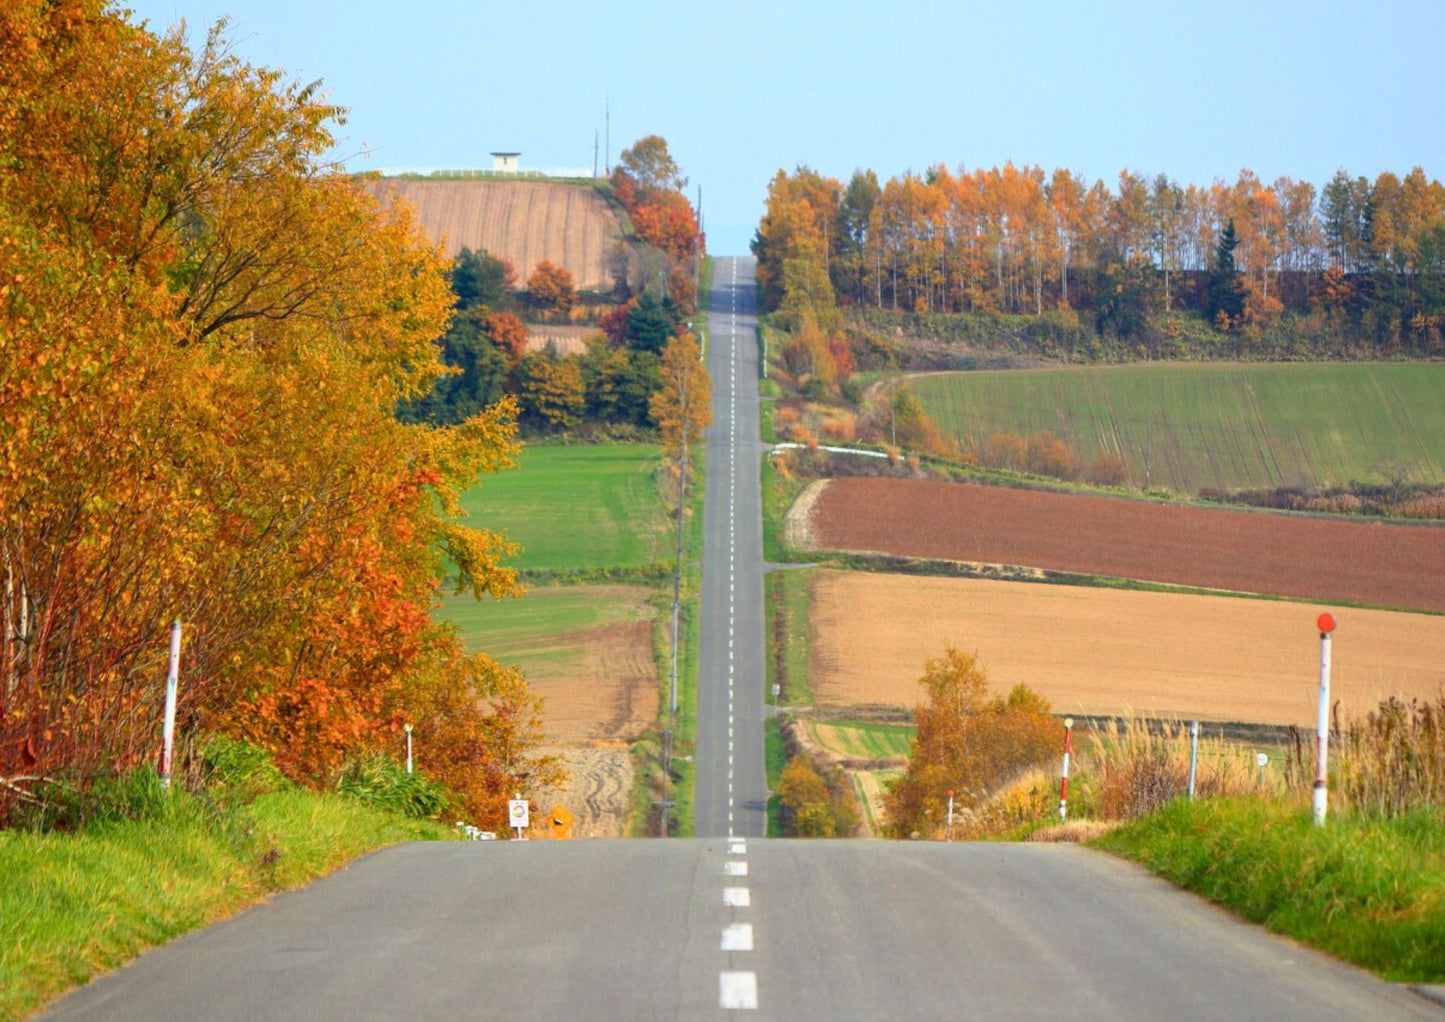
[
  {"left": 1291, "top": 693, "right": 1445, "bottom": 817},
  {"left": 1082, "top": 718, "right": 1276, "bottom": 820},
  {"left": 1028, "top": 820, "right": 1119, "bottom": 843}
]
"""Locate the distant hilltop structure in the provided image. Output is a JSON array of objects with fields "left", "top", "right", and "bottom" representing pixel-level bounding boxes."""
[{"left": 374, "top": 151, "right": 594, "bottom": 180}]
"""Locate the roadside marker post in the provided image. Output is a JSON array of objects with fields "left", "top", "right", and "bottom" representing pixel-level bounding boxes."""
[
  {"left": 946, "top": 790, "right": 954, "bottom": 842},
  {"left": 1313, "top": 613, "right": 1336, "bottom": 826},
  {"left": 160, "top": 620, "right": 182, "bottom": 790},
  {"left": 404, "top": 722, "right": 413, "bottom": 775},
  {"left": 1057, "top": 718, "right": 1074, "bottom": 821},
  {"left": 1187, "top": 720, "right": 1200, "bottom": 800}
]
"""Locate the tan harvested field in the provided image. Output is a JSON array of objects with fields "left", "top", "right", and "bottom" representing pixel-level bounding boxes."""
[
  {"left": 508, "top": 620, "right": 658, "bottom": 746},
  {"left": 810, "top": 570, "right": 1445, "bottom": 727},
  {"left": 362, "top": 178, "right": 624, "bottom": 291},
  {"left": 807, "top": 478, "right": 1445, "bottom": 613}
]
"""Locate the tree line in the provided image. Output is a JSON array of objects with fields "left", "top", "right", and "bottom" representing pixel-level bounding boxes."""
[
  {"left": 0, "top": 2, "right": 560, "bottom": 826},
  {"left": 399, "top": 245, "right": 695, "bottom": 435},
  {"left": 753, "top": 162, "right": 1445, "bottom": 353}
]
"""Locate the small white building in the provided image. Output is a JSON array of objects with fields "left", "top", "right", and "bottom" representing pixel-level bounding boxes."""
[{"left": 490, "top": 152, "right": 520, "bottom": 173}]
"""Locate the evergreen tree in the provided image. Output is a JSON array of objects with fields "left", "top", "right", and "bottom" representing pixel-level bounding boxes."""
[
  {"left": 1207, "top": 219, "right": 1247, "bottom": 329},
  {"left": 450, "top": 246, "right": 513, "bottom": 310},
  {"left": 625, "top": 292, "right": 679, "bottom": 354}
]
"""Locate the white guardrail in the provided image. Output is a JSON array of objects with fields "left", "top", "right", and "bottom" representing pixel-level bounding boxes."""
[{"left": 769, "top": 442, "right": 890, "bottom": 459}]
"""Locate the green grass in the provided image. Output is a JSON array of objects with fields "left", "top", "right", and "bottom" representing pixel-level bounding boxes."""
[
  {"left": 765, "top": 716, "right": 786, "bottom": 837},
  {"left": 0, "top": 785, "right": 449, "bottom": 1020},
  {"left": 456, "top": 443, "right": 669, "bottom": 572},
  {"left": 1094, "top": 798, "right": 1445, "bottom": 982},
  {"left": 760, "top": 455, "right": 808, "bottom": 563},
  {"left": 766, "top": 568, "right": 814, "bottom": 706},
  {"left": 809, "top": 720, "right": 914, "bottom": 760},
  {"left": 909, "top": 362, "right": 1445, "bottom": 494},
  {"left": 437, "top": 584, "right": 655, "bottom": 675}
]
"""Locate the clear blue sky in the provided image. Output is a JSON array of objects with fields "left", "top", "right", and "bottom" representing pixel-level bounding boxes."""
[{"left": 123, "top": 0, "right": 1445, "bottom": 255}]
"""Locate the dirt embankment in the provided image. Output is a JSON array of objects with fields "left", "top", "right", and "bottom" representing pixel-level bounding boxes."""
[
  {"left": 361, "top": 179, "right": 625, "bottom": 292},
  {"left": 808, "top": 477, "right": 1445, "bottom": 613}
]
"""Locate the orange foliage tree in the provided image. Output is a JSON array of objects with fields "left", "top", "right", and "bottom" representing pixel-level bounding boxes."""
[
  {"left": 885, "top": 647, "right": 1058, "bottom": 837},
  {"left": 0, "top": 1, "right": 558, "bottom": 823},
  {"left": 527, "top": 259, "right": 575, "bottom": 315}
]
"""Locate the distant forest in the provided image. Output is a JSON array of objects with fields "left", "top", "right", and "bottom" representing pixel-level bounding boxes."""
[{"left": 753, "top": 164, "right": 1445, "bottom": 356}]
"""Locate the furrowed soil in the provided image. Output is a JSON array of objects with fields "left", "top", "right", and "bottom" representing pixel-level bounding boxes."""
[
  {"left": 809, "top": 570, "right": 1445, "bottom": 727},
  {"left": 361, "top": 179, "right": 624, "bottom": 291},
  {"left": 445, "top": 584, "right": 659, "bottom": 834},
  {"left": 807, "top": 477, "right": 1445, "bottom": 613}
]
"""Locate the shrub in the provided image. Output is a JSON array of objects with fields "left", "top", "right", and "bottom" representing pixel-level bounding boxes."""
[
  {"left": 1084, "top": 452, "right": 1131, "bottom": 487},
  {"left": 1084, "top": 718, "right": 1267, "bottom": 820},
  {"left": 336, "top": 757, "right": 449, "bottom": 819},
  {"left": 201, "top": 735, "right": 287, "bottom": 793},
  {"left": 1331, "top": 694, "right": 1445, "bottom": 816}
]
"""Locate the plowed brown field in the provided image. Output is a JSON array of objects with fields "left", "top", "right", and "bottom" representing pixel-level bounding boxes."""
[
  {"left": 808, "top": 478, "right": 1445, "bottom": 612},
  {"left": 362, "top": 179, "right": 624, "bottom": 291},
  {"left": 810, "top": 571, "right": 1445, "bottom": 727}
]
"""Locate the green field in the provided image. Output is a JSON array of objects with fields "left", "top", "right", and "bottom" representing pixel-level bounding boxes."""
[
  {"left": 438, "top": 585, "right": 656, "bottom": 674},
  {"left": 908, "top": 362, "right": 1445, "bottom": 494},
  {"left": 809, "top": 720, "right": 914, "bottom": 760},
  {"left": 456, "top": 443, "right": 669, "bottom": 571}
]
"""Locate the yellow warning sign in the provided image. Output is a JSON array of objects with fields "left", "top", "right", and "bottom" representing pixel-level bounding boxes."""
[{"left": 546, "top": 804, "right": 575, "bottom": 839}]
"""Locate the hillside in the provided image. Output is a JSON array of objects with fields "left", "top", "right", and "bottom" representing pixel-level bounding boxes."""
[{"left": 360, "top": 178, "right": 628, "bottom": 292}]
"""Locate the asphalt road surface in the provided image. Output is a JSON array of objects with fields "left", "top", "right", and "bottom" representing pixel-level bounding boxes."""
[
  {"left": 45, "top": 838, "right": 1443, "bottom": 1020},
  {"left": 694, "top": 256, "right": 767, "bottom": 840}
]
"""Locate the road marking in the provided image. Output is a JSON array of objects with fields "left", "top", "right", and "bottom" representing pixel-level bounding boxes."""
[
  {"left": 719, "top": 972, "right": 758, "bottom": 1010},
  {"left": 729, "top": 839, "right": 746, "bottom": 855},
  {"left": 725, "top": 860, "right": 748, "bottom": 876},
  {"left": 721, "top": 923, "right": 754, "bottom": 951}
]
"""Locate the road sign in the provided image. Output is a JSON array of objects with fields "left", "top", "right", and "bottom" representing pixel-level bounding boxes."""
[{"left": 508, "top": 799, "right": 530, "bottom": 829}]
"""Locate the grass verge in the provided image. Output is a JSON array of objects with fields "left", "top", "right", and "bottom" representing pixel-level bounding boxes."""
[
  {"left": 760, "top": 455, "right": 808, "bottom": 563},
  {"left": 766, "top": 568, "right": 814, "bottom": 706},
  {"left": 0, "top": 784, "right": 450, "bottom": 1020},
  {"left": 765, "top": 716, "right": 786, "bottom": 838},
  {"left": 1093, "top": 798, "right": 1445, "bottom": 982}
]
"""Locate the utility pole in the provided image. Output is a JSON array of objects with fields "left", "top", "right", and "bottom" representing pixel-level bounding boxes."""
[
  {"left": 604, "top": 93, "right": 610, "bottom": 175},
  {"left": 592, "top": 130, "right": 598, "bottom": 179}
]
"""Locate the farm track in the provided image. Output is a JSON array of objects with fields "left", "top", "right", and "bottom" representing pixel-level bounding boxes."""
[
  {"left": 810, "top": 477, "right": 1445, "bottom": 613},
  {"left": 361, "top": 179, "right": 624, "bottom": 291}
]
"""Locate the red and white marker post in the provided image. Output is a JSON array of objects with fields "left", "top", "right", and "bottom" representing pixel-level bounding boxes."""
[
  {"left": 160, "top": 620, "right": 182, "bottom": 790},
  {"left": 1313, "top": 613, "right": 1336, "bottom": 826},
  {"left": 946, "top": 790, "right": 955, "bottom": 842},
  {"left": 1058, "top": 718, "right": 1075, "bottom": 821}
]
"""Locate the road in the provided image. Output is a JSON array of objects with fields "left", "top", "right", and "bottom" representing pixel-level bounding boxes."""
[
  {"left": 45, "top": 838, "right": 1443, "bottom": 1020},
  {"left": 693, "top": 256, "right": 767, "bottom": 839},
  {"left": 41, "top": 255, "right": 1445, "bottom": 1019}
]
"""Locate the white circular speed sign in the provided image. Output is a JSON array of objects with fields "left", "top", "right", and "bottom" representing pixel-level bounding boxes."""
[{"left": 508, "top": 799, "right": 530, "bottom": 828}]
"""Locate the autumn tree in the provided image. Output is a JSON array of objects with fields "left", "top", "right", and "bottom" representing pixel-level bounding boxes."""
[
  {"left": 617, "top": 134, "right": 686, "bottom": 197},
  {"left": 527, "top": 259, "right": 575, "bottom": 315},
  {"left": 0, "top": 2, "right": 554, "bottom": 823},
  {"left": 885, "top": 648, "right": 1057, "bottom": 838},
  {"left": 516, "top": 351, "right": 586, "bottom": 431},
  {"left": 486, "top": 311, "right": 529, "bottom": 364}
]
